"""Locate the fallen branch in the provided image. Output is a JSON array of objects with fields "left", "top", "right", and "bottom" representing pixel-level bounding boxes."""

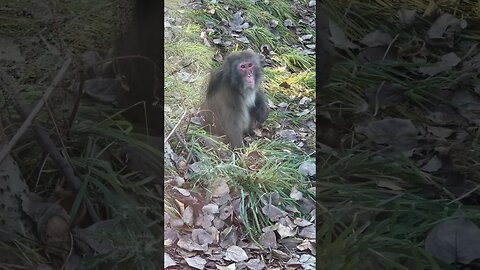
[
  {"left": 0, "top": 59, "right": 71, "bottom": 163},
  {"left": 164, "top": 111, "right": 187, "bottom": 143},
  {"left": 0, "top": 59, "right": 100, "bottom": 222}
]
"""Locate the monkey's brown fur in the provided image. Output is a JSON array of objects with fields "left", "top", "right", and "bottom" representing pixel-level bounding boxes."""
[{"left": 200, "top": 49, "right": 269, "bottom": 149}]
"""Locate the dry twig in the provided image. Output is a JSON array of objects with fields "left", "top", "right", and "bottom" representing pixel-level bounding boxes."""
[{"left": 0, "top": 58, "right": 100, "bottom": 222}]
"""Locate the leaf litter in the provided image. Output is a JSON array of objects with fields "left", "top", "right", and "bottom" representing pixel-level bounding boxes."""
[
  {"left": 319, "top": 2, "right": 480, "bottom": 268},
  {"left": 163, "top": 0, "right": 318, "bottom": 268}
]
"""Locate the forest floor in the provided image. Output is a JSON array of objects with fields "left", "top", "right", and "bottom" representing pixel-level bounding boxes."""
[
  {"left": 319, "top": 0, "right": 480, "bottom": 269},
  {"left": 164, "top": 0, "right": 317, "bottom": 269},
  {"left": 0, "top": 0, "right": 166, "bottom": 269}
]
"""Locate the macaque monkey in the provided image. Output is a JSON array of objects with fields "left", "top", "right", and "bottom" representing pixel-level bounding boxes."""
[{"left": 200, "top": 49, "right": 269, "bottom": 149}]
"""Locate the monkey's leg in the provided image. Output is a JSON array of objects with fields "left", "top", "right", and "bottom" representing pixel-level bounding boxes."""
[{"left": 225, "top": 126, "right": 245, "bottom": 149}]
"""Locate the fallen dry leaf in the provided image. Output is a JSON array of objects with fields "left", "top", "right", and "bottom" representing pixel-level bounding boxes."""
[
  {"left": 212, "top": 179, "right": 230, "bottom": 198},
  {"left": 165, "top": 253, "right": 177, "bottom": 268},
  {"left": 262, "top": 204, "right": 287, "bottom": 222},
  {"left": 185, "top": 256, "right": 207, "bottom": 269},
  {"left": 192, "top": 228, "right": 214, "bottom": 246},
  {"left": 277, "top": 223, "right": 296, "bottom": 239},
  {"left": 377, "top": 180, "right": 404, "bottom": 191},
  {"left": 73, "top": 219, "right": 115, "bottom": 254},
  {"left": 299, "top": 224, "right": 315, "bottom": 239},
  {"left": 224, "top": 245, "right": 248, "bottom": 262},
  {"left": 259, "top": 229, "right": 278, "bottom": 249},
  {"left": 425, "top": 217, "right": 480, "bottom": 264},
  {"left": 246, "top": 258, "right": 266, "bottom": 270},
  {"left": 177, "top": 236, "right": 208, "bottom": 252},
  {"left": 290, "top": 187, "right": 303, "bottom": 200}
]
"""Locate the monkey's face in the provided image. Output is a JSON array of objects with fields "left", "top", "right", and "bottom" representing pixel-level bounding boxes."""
[
  {"left": 237, "top": 61, "right": 256, "bottom": 89},
  {"left": 223, "top": 50, "right": 263, "bottom": 93}
]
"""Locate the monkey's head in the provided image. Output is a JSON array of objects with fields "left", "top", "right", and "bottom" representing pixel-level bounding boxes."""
[{"left": 223, "top": 49, "right": 264, "bottom": 92}]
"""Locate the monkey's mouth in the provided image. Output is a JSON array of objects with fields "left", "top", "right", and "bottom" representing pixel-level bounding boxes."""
[{"left": 245, "top": 75, "right": 255, "bottom": 88}]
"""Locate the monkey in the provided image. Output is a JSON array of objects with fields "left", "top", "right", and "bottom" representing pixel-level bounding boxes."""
[{"left": 200, "top": 49, "right": 269, "bottom": 149}]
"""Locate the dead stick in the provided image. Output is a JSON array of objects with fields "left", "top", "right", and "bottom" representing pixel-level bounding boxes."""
[
  {"left": 165, "top": 114, "right": 198, "bottom": 162},
  {"left": 164, "top": 111, "right": 187, "bottom": 143},
  {"left": 0, "top": 59, "right": 71, "bottom": 163},
  {"left": 0, "top": 59, "right": 100, "bottom": 222}
]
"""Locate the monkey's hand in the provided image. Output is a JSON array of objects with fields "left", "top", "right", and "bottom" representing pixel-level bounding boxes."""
[{"left": 226, "top": 127, "right": 245, "bottom": 149}]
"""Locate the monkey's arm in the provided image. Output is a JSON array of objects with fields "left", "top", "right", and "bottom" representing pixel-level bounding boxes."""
[{"left": 252, "top": 90, "right": 269, "bottom": 123}]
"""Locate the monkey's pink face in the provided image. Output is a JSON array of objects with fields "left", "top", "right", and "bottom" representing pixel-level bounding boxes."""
[{"left": 238, "top": 61, "right": 255, "bottom": 89}]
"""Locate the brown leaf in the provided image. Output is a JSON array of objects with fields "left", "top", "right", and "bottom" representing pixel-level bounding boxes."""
[
  {"left": 293, "top": 218, "right": 312, "bottom": 227},
  {"left": 21, "top": 193, "right": 70, "bottom": 257},
  {"left": 422, "top": 155, "right": 443, "bottom": 173},
  {"left": 360, "top": 30, "right": 392, "bottom": 47},
  {"left": 362, "top": 118, "right": 418, "bottom": 153},
  {"left": 418, "top": 52, "right": 461, "bottom": 76},
  {"left": 182, "top": 206, "right": 194, "bottom": 226},
  {"left": 216, "top": 263, "right": 237, "bottom": 270},
  {"left": 195, "top": 214, "right": 213, "bottom": 229},
  {"left": 262, "top": 204, "right": 287, "bottom": 222},
  {"left": 426, "top": 14, "right": 467, "bottom": 47},
  {"left": 299, "top": 224, "right": 315, "bottom": 239},
  {"left": 220, "top": 226, "right": 238, "bottom": 248},
  {"left": 377, "top": 180, "right": 404, "bottom": 191},
  {"left": 177, "top": 236, "right": 207, "bottom": 251},
  {"left": 329, "top": 21, "right": 359, "bottom": 49},
  {"left": 425, "top": 217, "right": 480, "bottom": 264},
  {"left": 290, "top": 187, "right": 303, "bottom": 200},
  {"left": 192, "top": 228, "right": 213, "bottom": 246},
  {"left": 259, "top": 229, "right": 278, "bottom": 249},
  {"left": 165, "top": 253, "right": 177, "bottom": 268},
  {"left": 297, "top": 239, "right": 313, "bottom": 251},
  {"left": 213, "top": 217, "right": 225, "bottom": 229},
  {"left": 297, "top": 197, "right": 316, "bottom": 214},
  {"left": 219, "top": 205, "right": 233, "bottom": 220},
  {"left": 246, "top": 258, "right": 266, "bottom": 270},
  {"left": 43, "top": 215, "right": 70, "bottom": 257},
  {"left": 427, "top": 126, "right": 454, "bottom": 139},
  {"left": 202, "top": 204, "right": 219, "bottom": 215},
  {"left": 185, "top": 256, "right": 207, "bottom": 269},
  {"left": 0, "top": 155, "right": 33, "bottom": 242},
  {"left": 212, "top": 180, "right": 230, "bottom": 198},
  {"left": 73, "top": 219, "right": 115, "bottom": 254},
  {"left": 224, "top": 245, "right": 248, "bottom": 262},
  {"left": 277, "top": 224, "right": 296, "bottom": 239},
  {"left": 365, "top": 83, "right": 405, "bottom": 109}
]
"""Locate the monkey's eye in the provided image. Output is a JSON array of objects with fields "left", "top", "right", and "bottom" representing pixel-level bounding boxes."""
[
  {"left": 248, "top": 63, "right": 253, "bottom": 68},
  {"left": 240, "top": 64, "right": 246, "bottom": 69}
]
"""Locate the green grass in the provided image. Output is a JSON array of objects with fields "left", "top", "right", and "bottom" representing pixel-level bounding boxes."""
[
  {"left": 186, "top": 0, "right": 299, "bottom": 50},
  {"left": 165, "top": 0, "right": 316, "bottom": 256},
  {"left": 0, "top": 0, "right": 165, "bottom": 268},
  {"left": 184, "top": 131, "right": 314, "bottom": 236},
  {"left": 319, "top": 0, "right": 480, "bottom": 268}
]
